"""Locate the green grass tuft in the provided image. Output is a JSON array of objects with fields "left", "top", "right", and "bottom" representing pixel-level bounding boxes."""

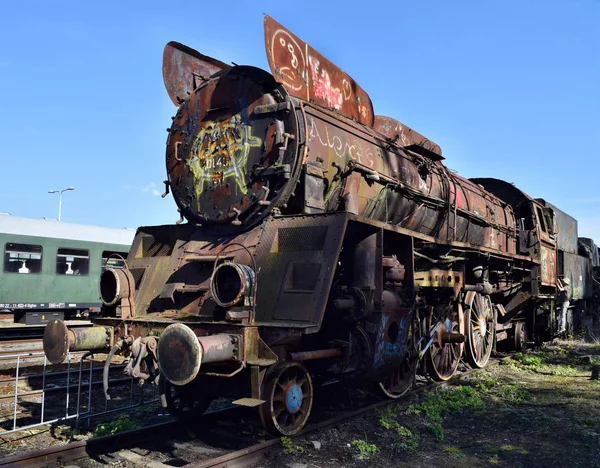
[
  {"left": 444, "top": 446, "right": 464, "bottom": 458},
  {"left": 428, "top": 422, "right": 445, "bottom": 441},
  {"left": 280, "top": 436, "right": 304, "bottom": 455},
  {"left": 496, "top": 384, "right": 530, "bottom": 404},
  {"left": 351, "top": 439, "right": 378, "bottom": 460},
  {"left": 94, "top": 416, "right": 140, "bottom": 437},
  {"left": 406, "top": 386, "right": 484, "bottom": 422}
]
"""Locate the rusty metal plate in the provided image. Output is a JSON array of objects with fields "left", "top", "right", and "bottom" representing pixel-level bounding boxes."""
[
  {"left": 264, "top": 15, "right": 374, "bottom": 127},
  {"left": 540, "top": 244, "right": 557, "bottom": 286},
  {"left": 163, "top": 41, "right": 229, "bottom": 106},
  {"left": 253, "top": 214, "right": 348, "bottom": 329},
  {"left": 373, "top": 115, "right": 443, "bottom": 159}
]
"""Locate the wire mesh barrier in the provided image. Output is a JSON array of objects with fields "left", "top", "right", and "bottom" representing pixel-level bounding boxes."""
[{"left": 0, "top": 351, "right": 159, "bottom": 435}]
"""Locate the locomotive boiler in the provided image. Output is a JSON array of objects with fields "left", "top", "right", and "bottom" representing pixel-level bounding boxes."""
[{"left": 43, "top": 15, "right": 568, "bottom": 435}]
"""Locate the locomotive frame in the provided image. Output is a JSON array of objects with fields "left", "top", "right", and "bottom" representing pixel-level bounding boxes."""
[{"left": 42, "top": 15, "right": 595, "bottom": 436}]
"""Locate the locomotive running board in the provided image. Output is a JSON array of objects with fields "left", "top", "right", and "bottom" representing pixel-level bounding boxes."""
[{"left": 232, "top": 398, "right": 266, "bottom": 407}]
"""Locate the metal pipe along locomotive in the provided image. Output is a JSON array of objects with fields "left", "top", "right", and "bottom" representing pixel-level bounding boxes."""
[{"left": 43, "top": 15, "right": 597, "bottom": 436}]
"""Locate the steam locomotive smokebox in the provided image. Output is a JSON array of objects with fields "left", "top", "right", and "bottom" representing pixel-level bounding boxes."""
[{"left": 166, "top": 66, "right": 300, "bottom": 229}]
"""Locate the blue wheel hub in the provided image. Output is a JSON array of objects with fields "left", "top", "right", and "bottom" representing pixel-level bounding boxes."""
[{"left": 285, "top": 383, "right": 303, "bottom": 414}]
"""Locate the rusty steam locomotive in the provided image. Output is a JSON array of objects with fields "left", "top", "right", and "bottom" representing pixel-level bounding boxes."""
[{"left": 43, "top": 16, "right": 598, "bottom": 436}]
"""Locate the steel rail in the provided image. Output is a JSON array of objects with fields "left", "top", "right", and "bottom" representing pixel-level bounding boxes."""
[{"left": 0, "top": 420, "right": 178, "bottom": 468}]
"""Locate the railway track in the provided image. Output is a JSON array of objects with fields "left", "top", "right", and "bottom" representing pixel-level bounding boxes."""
[
  {"left": 0, "top": 361, "right": 488, "bottom": 468},
  {"left": 0, "top": 339, "right": 43, "bottom": 357}
]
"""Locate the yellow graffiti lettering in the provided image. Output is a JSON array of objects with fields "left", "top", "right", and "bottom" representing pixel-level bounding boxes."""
[{"left": 187, "top": 114, "right": 262, "bottom": 199}]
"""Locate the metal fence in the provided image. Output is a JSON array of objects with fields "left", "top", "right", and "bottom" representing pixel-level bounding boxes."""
[{"left": 0, "top": 351, "right": 159, "bottom": 435}]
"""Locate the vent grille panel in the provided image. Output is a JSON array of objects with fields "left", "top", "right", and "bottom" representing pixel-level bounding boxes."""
[
  {"left": 130, "top": 268, "right": 146, "bottom": 289},
  {"left": 278, "top": 226, "right": 327, "bottom": 252},
  {"left": 141, "top": 236, "right": 173, "bottom": 257}
]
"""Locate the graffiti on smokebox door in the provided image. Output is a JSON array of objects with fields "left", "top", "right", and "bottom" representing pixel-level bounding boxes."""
[
  {"left": 187, "top": 112, "right": 262, "bottom": 197},
  {"left": 373, "top": 314, "right": 410, "bottom": 368}
]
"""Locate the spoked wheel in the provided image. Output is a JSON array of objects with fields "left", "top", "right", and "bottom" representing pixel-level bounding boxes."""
[
  {"left": 259, "top": 362, "right": 313, "bottom": 436},
  {"left": 465, "top": 292, "right": 496, "bottom": 368},
  {"left": 513, "top": 321, "right": 527, "bottom": 352},
  {"left": 379, "top": 322, "right": 416, "bottom": 398},
  {"left": 426, "top": 304, "right": 464, "bottom": 381},
  {"left": 159, "top": 375, "right": 212, "bottom": 422}
]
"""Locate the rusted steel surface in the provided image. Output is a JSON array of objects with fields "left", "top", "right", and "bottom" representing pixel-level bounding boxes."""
[
  {"left": 373, "top": 115, "right": 443, "bottom": 159},
  {"left": 43, "top": 320, "right": 112, "bottom": 364},
  {"left": 162, "top": 41, "right": 229, "bottom": 106},
  {"left": 290, "top": 348, "right": 343, "bottom": 361},
  {"left": 471, "top": 178, "right": 558, "bottom": 288},
  {"left": 537, "top": 199, "right": 578, "bottom": 254},
  {"left": 126, "top": 223, "right": 263, "bottom": 319},
  {"left": 264, "top": 15, "right": 374, "bottom": 127},
  {"left": 166, "top": 66, "right": 300, "bottom": 227},
  {"left": 540, "top": 244, "right": 557, "bottom": 287},
  {"left": 303, "top": 105, "right": 516, "bottom": 253},
  {"left": 158, "top": 323, "right": 202, "bottom": 385},
  {"left": 252, "top": 213, "right": 347, "bottom": 329},
  {"left": 161, "top": 18, "right": 516, "bottom": 256}
]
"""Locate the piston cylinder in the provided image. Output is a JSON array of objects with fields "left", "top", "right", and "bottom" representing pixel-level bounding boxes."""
[
  {"left": 158, "top": 323, "right": 239, "bottom": 385},
  {"left": 43, "top": 320, "right": 113, "bottom": 364}
]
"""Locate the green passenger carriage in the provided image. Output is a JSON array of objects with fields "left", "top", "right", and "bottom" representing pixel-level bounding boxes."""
[{"left": 0, "top": 215, "right": 134, "bottom": 324}]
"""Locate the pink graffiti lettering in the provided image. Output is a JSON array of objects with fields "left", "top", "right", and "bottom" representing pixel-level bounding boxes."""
[{"left": 309, "top": 56, "right": 343, "bottom": 110}]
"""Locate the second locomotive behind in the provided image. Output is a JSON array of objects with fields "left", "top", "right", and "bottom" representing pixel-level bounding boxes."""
[{"left": 43, "top": 15, "right": 587, "bottom": 436}]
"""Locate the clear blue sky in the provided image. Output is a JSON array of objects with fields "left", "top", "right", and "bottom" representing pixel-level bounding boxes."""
[{"left": 1, "top": 1, "right": 598, "bottom": 237}]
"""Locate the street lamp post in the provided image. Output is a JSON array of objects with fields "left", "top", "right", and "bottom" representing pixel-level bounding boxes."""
[{"left": 48, "top": 187, "right": 75, "bottom": 221}]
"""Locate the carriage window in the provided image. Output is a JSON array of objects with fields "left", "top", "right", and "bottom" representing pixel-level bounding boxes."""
[
  {"left": 102, "top": 251, "right": 127, "bottom": 269},
  {"left": 4, "top": 243, "right": 42, "bottom": 274},
  {"left": 56, "top": 248, "right": 89, "bottom": 276}
]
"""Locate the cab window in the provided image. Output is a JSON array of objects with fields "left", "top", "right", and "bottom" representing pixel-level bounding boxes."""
[
  {"left": 535, "top": 206, "right": 547, "bottom": 233},
  {"left": 56, "top": 248, "right": 89, "bottom": 276},
  {"left": 4, "top": 243, "right": 42, "bottom": 274}
]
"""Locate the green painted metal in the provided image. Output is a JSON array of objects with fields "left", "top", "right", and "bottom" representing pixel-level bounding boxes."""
[{"left": 0, "top": 231, "right": 130, "bottom": 313}]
